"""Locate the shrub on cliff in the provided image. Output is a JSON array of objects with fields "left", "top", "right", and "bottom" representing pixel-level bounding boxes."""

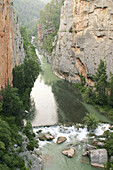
[{"left": 23, "top": 122, "right": 38, "bottom": 151}]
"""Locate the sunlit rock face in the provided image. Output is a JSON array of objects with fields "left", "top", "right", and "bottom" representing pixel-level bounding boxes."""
[
  {"left": 0, "top": 0, "right": 25, "bottom": 88},
  {"left": 52, "top": 0, "right": 113, "bottom": 86}
]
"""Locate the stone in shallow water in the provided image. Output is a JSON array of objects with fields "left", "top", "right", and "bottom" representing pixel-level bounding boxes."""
[
  {"left": 82, "top": 151, "right": 89, "bottom": 156},
  {"left": 45, "top": 134, "right": 54, "bottom": 141},
  {"left": 57, "top": 136, "right": 67, "bottom": 144},
  {"left": 89, "top": 149, "right": 108, "bottom": 168},
  {"left": 38, "top": 133, "right": 54, "bottom": 141},
  {"left": 96, "top": 142, "right": 104, "bottom": 147},
  {"left": 86, "top": 144, "right": 96, "bottom": 151},
  {"left": 62, "top": 148, "right": 75, "bottom": 158}
]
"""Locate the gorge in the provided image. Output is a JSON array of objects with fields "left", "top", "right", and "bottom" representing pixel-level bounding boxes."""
[
  {"left": 0, "top": 0, "right": 113, "bottom": 169},
  {"left": 38, "top": 0, "right": 113, "bottom": 86}
]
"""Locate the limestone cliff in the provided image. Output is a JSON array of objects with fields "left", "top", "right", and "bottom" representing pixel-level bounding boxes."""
[
  {"left": 52, "top": 0, "right": 113, "bottom": 86},
  {"left": 0, "top": 0, "right": 25, "bottom": 88}
]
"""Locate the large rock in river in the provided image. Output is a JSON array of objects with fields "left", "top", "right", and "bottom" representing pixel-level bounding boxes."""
[
  {"left": 89, "top": 149, "right": 108, "bottom": 168},
  {"left": 62, "top": 148, "right": 75, "bottom": 158},
  {"left": 57, "top": 137, "right": 67, "bottom": 144}
]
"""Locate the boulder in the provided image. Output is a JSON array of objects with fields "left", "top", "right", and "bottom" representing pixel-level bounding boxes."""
[
  {"left": 110, "top": 156, "right": 113, "bottom": 163},
  {"left": 38, "top": 135, "right": 45, "bottom": 141},
  {"left": 82, "top": 151, "right": 89, "bottom": 156},
  {"left": 38, "top": 133, "right": 54, "bottom": 141},
  {"left": 62, "top": 148, "right": 75, "bottom": 158},
  {"left": 89, "top": 149, "right": 108, "bottom": 168},
  {"left": 96, "top": 142, "right": 104, "bottom": 147},
  {"left": 86, "top": 144, "right": 96, "bottom": 151},
  {"left": 57, "top": 137, "right": 67, "bottom": 144},
  {"left": 109, "top": 125, "right": 113, "bottom": 130},
  {"left": 45, "top": 134, "right": 54, "bottom": 141}
]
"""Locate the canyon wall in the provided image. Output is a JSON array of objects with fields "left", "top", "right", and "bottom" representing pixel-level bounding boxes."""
[
  {"left": 0, "top": 0, "right": 25, "bottom": 88},
  {"left": 52, "top": 0, "right": 113, "bottom": 86}
]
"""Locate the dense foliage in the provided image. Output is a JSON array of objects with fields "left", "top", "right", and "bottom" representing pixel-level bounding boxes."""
[
  {"left": 93, "top": 60, "right": 107, "bottom": 105},
  {"left": 83, "top": 113, "right": 99, "bottom": 131},
  {"left": 23, "top": 122, "right": 38, "bottom": 151},
  {"left": 0, "top": 26, "right": 40, "bottom": 169},
  {"left": 76, "top": 60, "right": 113, "bottom": 121},
  {"left": 38, "top": 0, "right": 63, "bottom": 53},
  {"left": 0, "top": 85, "right": 24, "bottom": 125},
  {"left": 104, "top": 132, "right": 113, "bottom": 169},
  {"left": 0, "top": 109, "right": 28, "bottom": 169},
  {"left": 13, "top": 27, "right": 40, "bottom": 111},
  {"left": 13, "top": 0, "right": 45, "bottom": 36}
]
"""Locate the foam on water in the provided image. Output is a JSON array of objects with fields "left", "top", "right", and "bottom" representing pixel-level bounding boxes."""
[{"left": 33, "top": 123, "right": 110, "bottom": 148}]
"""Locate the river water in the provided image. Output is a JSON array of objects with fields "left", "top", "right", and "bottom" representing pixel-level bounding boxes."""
[{"left": 30, "top": 49, "right": 111, "bottom": 170}]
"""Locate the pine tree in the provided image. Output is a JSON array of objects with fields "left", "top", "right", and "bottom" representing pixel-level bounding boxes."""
[
  {"left": 108, "top": 73, "right": 113, "bottom": 107},
  {"left": 94, "top": 60, "right": 107, "bottom": 105}
]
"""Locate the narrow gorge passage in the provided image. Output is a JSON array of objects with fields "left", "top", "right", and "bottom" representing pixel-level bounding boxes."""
[{"left": 30, "top": 48, "right": 111, "bottom": 127}]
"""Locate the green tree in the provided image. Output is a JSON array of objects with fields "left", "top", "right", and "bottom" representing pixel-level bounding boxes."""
[
  {"left": 83, "top": 113, "right": 99, "bottom": 131},
  {"left": 1, "top": 85, "right": 24, "bottom": 124},
  {"left": 82, "top": 87, "right": 95, "bottom": 104},
  {"left": 108, "top": 73, "right": 113, "bottom": 107},
  {"left": 23, "top": 122, "right": 38, "bottom": 151},
  {"left": 105, "top": 132, "right": 113, "bottom": 157},
  {"left": 94, "top": 60, "right": 107, "bottom": 105}
]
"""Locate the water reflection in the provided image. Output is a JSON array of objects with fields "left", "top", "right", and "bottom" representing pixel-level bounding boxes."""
[
  {"left": 30, "top": 49, "right": 111, "bottom": 127},
  {"left": 31, "top": 74, "right": 58, "bottom": 126}
]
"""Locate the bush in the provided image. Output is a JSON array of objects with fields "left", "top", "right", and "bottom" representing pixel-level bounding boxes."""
[
  {"left": 27, "top": 141, "right": 34, "bottom": 151},
  {"left": 69, "top": 27, "right": 73, "bottom": 33},
  {"left": 83, "top": 113, "right": 99, "bottom": 131},
  {"left": 82, "top": 87, "right": 95, "bottom": 104}
]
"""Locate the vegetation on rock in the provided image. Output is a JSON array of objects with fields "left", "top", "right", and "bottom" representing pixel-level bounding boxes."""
[
  {"left": 13, "top": 0, "right": 45, "bottom": 36},
  {"left": 76, "top": 60, "right": 113, "bottom": 121},
  {"left": 0, "top": 25, "right": 40, "bottom": 169},
  {"left": 38, "top": 0, "right": 63, "bottom": 54},
  {"left": 13, "top": 27, "right": 40, "bottom": 111}
]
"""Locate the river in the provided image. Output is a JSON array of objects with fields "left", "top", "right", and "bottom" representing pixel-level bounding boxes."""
[{"left": 30, "top": 49, "right": 111, "bottom": 170}]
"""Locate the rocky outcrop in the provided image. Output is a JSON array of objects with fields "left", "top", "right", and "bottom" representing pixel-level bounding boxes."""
[
  {"left": 13, "top": 12, "right": 25, "bottom": 66},
  {"left": 0, "top": 0, "right": 25, "bottom": 88},
  {"left": 52, "top": 0, "right": 113, "bottom": 86}
]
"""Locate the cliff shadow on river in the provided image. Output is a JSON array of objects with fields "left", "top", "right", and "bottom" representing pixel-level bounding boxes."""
[{"left": 52, "top": 80, "right": 88, "bottom": 123}]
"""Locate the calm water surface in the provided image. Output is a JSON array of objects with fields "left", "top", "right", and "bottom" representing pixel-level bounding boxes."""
[{"left": 31, "top": 49, "right": 111, "bottom": 126}]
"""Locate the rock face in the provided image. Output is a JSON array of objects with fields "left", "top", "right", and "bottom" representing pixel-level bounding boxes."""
[
  {"left": 52, "top": 0, "right": 113, "bottom": 86},
  {"left": 0, "top": 0, "right": 25, "bottom": 88},
  {"left": 89, "top": 149, "right": 108, "bottom": 168}
]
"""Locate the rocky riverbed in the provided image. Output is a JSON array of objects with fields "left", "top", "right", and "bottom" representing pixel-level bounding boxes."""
[{"left": 33, "top": 123, "right": 111, "bottom": 170}]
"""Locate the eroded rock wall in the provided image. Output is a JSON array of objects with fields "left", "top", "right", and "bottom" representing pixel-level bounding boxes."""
[
  {"left": 0, "top": 0, "right": 25, "bottom": 88},
  {"left": 52, "top": 0, "right": 113, "bottom": 86}
]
